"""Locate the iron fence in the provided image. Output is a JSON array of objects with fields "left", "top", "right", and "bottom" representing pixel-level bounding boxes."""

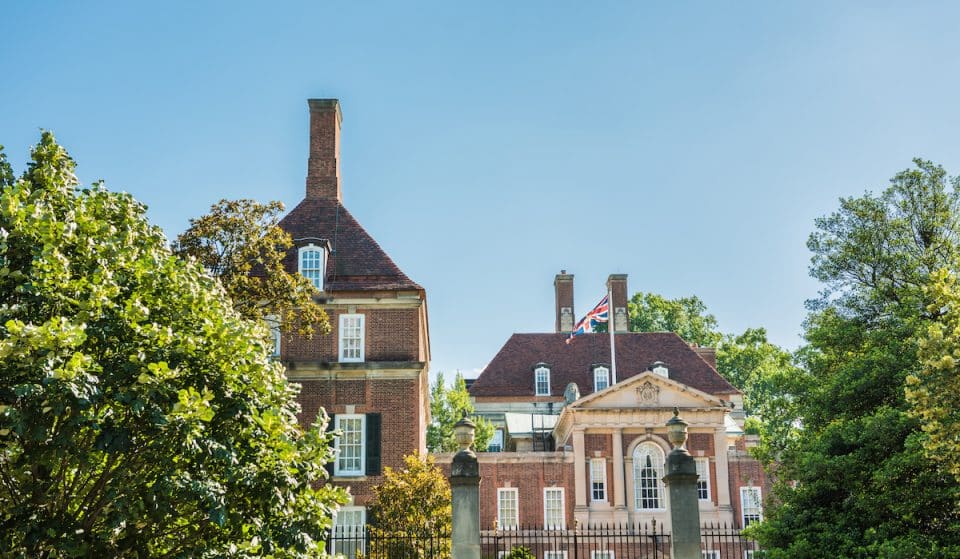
[
  {"left": 700, "top": 523, "right": 763, "bottom": 559},
  {"left": 481, "top": 523, "right": 670, "bottom": 558},
  {"left": 325, "top": 523, "right": 759, "bottom": 558}
]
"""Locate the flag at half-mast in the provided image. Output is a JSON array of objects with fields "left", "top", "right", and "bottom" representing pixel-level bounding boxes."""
[{"left": 566, "top": 294, "right": 610, "bottom": 343}]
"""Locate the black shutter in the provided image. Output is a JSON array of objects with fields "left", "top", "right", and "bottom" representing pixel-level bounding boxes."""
[
  {"left": 365, "top": 413, "right": 381, "bottom": 476},
  {"left": 325, "top": 413, "right": 336, "bottom": 478}
]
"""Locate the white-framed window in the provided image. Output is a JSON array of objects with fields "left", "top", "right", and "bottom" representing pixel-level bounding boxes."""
[
  {"left": 334, "top": 414, "right": 365, "bottom": 476},
  {"left": 338, "top": 314, "right": 365, "bottom": 362},
  {"left": 740, "top": 486, "right": 763, "bottom": 527},
  {"left": 593, "top": 366, "right": 609, "bottom": 392},
  {"left": 488, "top": 429, "right": 504, "bottom": 452},
  {"left": 702, "top": 551, "right": 720, "bottom": 559},
  {"left": 265, "top": 315, "right": 281, "bottom": 358},
  {"left": 652, "top": 362, "right": 669, "bottom": 378},
  {"left": 545, "top": 552, "right": 568, "bottom": 559},
  {"left": 544, "top": 487, "right": 565, "bottom": 529},
  {"left": 298, "top": 244, "right": 325, "bottom": 290},
  {"left": 744, "top": 551, "right": 762, "bottom": 559},
  {"left": 535, "top": 366, "right": 551, "bottom": 396},
  {"left": 497, "top": 488, "right": 519, "bottom": 529},
  {"left": 696, "top": 458, "right": 711, "bottom": 501},
  {"left": 590, "top": 458, "right": 607, "bottom": 503},
  {"left": 592, "top": 551, "right": 614, "bottom": 559},
  {"left": 633, "top": 443, "right": 665, "bottom": 510},
  {"left": 332, "top": 506, "right": 365, "bottom": 557}
]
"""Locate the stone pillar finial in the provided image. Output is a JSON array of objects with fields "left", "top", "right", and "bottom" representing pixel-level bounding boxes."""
[{"left": 663, "top": 409, "right": 702, "bottom": 559}]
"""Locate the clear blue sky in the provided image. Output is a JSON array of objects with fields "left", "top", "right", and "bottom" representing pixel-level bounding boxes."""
[{"left": 3, "top": 2, "right": 960, "bottom": 377}]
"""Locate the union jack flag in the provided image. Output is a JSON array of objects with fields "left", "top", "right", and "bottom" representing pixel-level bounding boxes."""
[{"left": 566, "top": 294, "right": 610, "bottom": 344}]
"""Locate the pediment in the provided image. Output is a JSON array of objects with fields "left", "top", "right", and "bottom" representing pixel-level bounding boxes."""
[{"left": 571, "top": 371, "right": 726, "bottom": 410}]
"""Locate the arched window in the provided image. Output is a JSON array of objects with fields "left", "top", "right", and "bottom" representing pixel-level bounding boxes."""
[
  {"left": 633, "top": 442, "right": 665, "bottom": 510},
  {"left": 298, "top": 245, "right": 325, "bottom": 290},
  {"left": 593, "top": 366, "right": 610, "bottom": 392},
  {"left": 534, "top": 366, "right": 551, "bottom": 396}
]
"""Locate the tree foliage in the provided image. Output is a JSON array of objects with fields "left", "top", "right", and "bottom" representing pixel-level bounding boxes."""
[
  {"left": 909, "top": 269, "right": 960, "bottom": 483},
  {"left": 0, "top": 133, "right": 346, "bottom": 557},
  {"left": 366, "top": 453, "right": 451, "bottom": 559},
  {"left": 628, "top": 292, "right": 724, "bottom": 347},
  {"left": 173, "top": 198, "right": 330, "bottom": 336},
  {"left": 626, "top": 292, "right": 796, "bottom": 427},
  {"left": 752, "top": 159, "right": 960, "bottom": 558},
  {"left": 427, "top": 371, "right": 494, "bottom": 453}
]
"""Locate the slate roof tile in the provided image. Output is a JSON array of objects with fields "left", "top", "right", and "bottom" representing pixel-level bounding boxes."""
[{"left": 469, "top": 332, "right": 739, "bottom": 398}]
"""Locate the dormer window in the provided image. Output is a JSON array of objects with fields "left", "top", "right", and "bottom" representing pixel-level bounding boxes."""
[
  {"left": 593, "top": 366, "right": 610, "bottom": 392},
  {"left": 298, "top": 244, "right": 326, "bottom": 290},
  {"left": 534, "top": 366, "right": 551, "bottom": 396},
  {"left": 651, "top": 361, "right": 669, "bottom": 378}
]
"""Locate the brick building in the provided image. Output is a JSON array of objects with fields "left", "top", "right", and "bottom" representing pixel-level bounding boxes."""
[
  {"left": 275, "top": 99, "right": 431, "bottom": 535},
  {"left": 467, "top": 272, "right": 769, "bottom": 531}
]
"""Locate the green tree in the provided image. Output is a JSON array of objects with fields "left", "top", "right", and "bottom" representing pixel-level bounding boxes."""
[
  {"left": 628, "top": 292, "right": 724, "bottom": 347},
  {"left": 909, "top": 269, "right": 960, "bottom": 483},
  {"left": 625, "top": 292, "right": 796, "bottom": 428},
  {"left": 752, "top": 159, "right": 960, "bottom": 558},
  {"left": 427, "top": 371, "right": 494, "bottom": 452},
  {"left": 0, "top": 133, "right": 346, "bottom": 557},
  {"left": 173, "top": 198, "right": 330, "bottom": 337},
  {"left": 366, "top": 453, "right": 451, "bottom": 559}
]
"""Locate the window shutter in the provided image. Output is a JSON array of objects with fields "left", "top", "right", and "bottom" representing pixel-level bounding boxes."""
[
  {"left": 365, "top": 413, "right": 381, "bottom": 476},
  {"left": 325, "top": 413, "right": 336, "bottom": 478}
]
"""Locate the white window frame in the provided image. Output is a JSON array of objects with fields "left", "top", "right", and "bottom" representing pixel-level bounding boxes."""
[
  {"left": 297, "top": 244, "right": 325, "bottom": 290},
  {"left": 332, "top": 506, "right": 366, "bottom": 557},
  {"left": 535, "top": 366, "right": 551, "bottom": 396},
  {"left": 702, "top": 552, "right": 720, "bottom": 559},
  {"left": 265, "top": 315, "right": 281, "bottom": 358},
  {"left": 334, "top": 414, "right": 365, "bottom": 476},
  {"left": 545, "top": 552, "right": 568, "bottom": 559},
  {"left": 591, "top": 551, "right": 615, "bottom": 559},
  {"left": 338, "top": 313, "right": 365, "bottom": 363},
  {"left": 497, "top": 488, "right": 519, "bottom": 529},
  {"left": 543, "top": 487, "right": 565, "bottom": 529},
  {"left": 633, "top": 442, "right": 666, "bottom": 511},
  {"left": 652, "top": 364, "right": 668, "bottom": 378},
  {"left": 740, "top": 486, "right": 763, "bottom": 527},
  {"left": 744, "top": 551, "right": 761, "bottom": 559},
  {"left": 488, "top": 429, "right": 504, "bottom": 452},
  {"left": 593, "top": 366, "right": 609, "bottom": 392},
  {"left": 695, "top": 458, "right": 711, "bottom": 501},
  {"left": 590, "top": 458, "right": 607, "bottom": 503}
]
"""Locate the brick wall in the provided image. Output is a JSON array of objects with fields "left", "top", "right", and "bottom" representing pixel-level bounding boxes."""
[
  {"left": 440, "top": 459, "right": 577, "bottom": 528},
  {"left": 294, "top": 376, "right": 425, "bottom": 505},
  {"left": 282, "top": 308, "right": 421, "bottom": 361}
]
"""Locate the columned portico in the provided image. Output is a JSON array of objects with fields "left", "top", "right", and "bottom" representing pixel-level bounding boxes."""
[
  {"left": 573, "top": 428, "right": 588, "bottom": 525},
  {"left": 713, "top": 427, "right": 733, "bottom": 512},
  {"left": 611, "top": 428, "right": 627, "bottom": 520}
]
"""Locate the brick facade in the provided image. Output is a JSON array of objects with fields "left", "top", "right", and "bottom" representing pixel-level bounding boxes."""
[{"left": 277, "top": 99, "right": 430, "bottom": 507}]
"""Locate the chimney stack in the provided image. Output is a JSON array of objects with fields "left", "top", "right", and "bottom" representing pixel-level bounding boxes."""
[
  {"left": 607, "top": 274, "right": 628, "bottom": 333},
  {"left": 306, "top": 99, "right": 342, "bottom": 201},
  {"left": 555, "top": 270, "right": 575, "bottom": 333}
]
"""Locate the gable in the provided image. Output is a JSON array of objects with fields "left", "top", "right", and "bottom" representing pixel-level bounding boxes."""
[{"left": 573, "top": 372, "right": 726, "bottom": 410}]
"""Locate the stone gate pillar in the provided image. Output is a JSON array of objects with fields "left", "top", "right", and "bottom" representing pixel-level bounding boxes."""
[
  {"left": 450, "top": 415, "right": 481, "bottom": 559},
  {"left": 663, "top": 408, "right": 702, "bottom": 559}
]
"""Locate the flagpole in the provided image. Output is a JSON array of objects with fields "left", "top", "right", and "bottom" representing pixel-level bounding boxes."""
[{"left": 608, "top": 287, "right": 617, "bottom": 384}]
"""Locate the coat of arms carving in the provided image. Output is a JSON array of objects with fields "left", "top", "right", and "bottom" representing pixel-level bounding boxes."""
[{"left": 636, "top": 381, "right": 660, "bottom": 405}]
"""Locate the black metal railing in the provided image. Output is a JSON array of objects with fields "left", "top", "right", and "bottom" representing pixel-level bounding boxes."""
[
  {"left": 325, "top": 522, "right": 760, "bottom": 558},
  {"left": 481, "top": 523, "right": 670, "bottom": 559},
  {"left": 700, "top": 522, "right": 763, "bottom": 558},
  {"left": 325, "top": 526, "right": 452, "bottom": 558}
]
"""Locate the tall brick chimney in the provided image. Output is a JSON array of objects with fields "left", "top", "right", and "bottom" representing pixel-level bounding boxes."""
[
  {"left": 555, "top": 270, "right": 575, "bottom": 333},
  {"left": 306, "top": 98, "right": 342, "bottom": 201},
  {"left": 607, "top": 274, "right": 628, "bottom": 333}
]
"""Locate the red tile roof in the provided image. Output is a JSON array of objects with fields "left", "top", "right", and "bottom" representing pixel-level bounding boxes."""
[
  {"left": 278, "top": 198, "right": 421, "bottom": 291},
  {"left": 469, "top": 332, "right": 739, "bottom": 398}
]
